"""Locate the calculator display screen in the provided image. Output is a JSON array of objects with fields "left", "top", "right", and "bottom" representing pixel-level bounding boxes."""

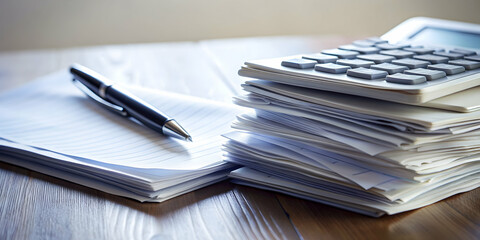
[{"left": 409, "top": 27, "right": 480, "bottom": 49}]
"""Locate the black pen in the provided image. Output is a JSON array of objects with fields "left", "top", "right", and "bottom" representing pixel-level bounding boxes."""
[{"left": 70, "top": 64, "right": 192, "bottom": 142}]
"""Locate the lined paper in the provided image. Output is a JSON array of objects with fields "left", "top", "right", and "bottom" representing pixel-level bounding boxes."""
[{"left": 0, "top": 71, "right": 239, "bottom": 171}]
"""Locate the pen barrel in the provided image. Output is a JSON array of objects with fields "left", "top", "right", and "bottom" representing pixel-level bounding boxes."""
[
  {"left": 105, "top": 85, "right": 170, "bottom": 132},
  {"left": 70, "top": 64, "right": 112, "bottom": 97}
]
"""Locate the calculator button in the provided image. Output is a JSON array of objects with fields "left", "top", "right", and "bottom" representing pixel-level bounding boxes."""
[
  {"left": 427, "top": 64, "right": 465, "bottom": 75},
  {"left": 281, "top": 58, "right": 317, "bottom": 69},
  {"left": 347, "top": 67, "right": 388, "bottom": 80},
  {"left": 352, "top": 40, "right": 376, "bottom": 47},
  {"left": 336, "top": 59, "right": 375, "bottom": 68},
  {"left": 376, "top": 43, "right": 410, "bottom": 50},
  {"left": 404, "top": 68, "right": 446, "bottom": 81},
  {"left": 403, "top": 47, "right": 435, "bottom": 54},
  {"left": 321, "top": 49, "right": 359, "bottom": 59},
  {"left": 302, "top": 54, "right": 338, "bottom": 63},
  {"left": 338, "top": 45, "right": 380, "bottom": 54},
  {"left": 413, "top": 54, "right": 449, "bottom": 64},
  {"left": 433, "top": 51, "right": 464, "bottom": 60},
  {"left": 450, "top": 48, "right": 477, "bottom": 56},
  {"left": 357, "top": 54, "right": 395, "bottom": 63},
  {"left": 391, "top": 58, "right": 430, "bottom": 69},
  {"left": 386, "top": 73, "right": 427, "bottom": 85},
  {"left": 379, "top": 50, "right": 415, "bottom": 59},
  {"left": 370, "top": 63, "right": 408, "bottom": 74},
  {"left": 448, "top": 59, "right": 480, "bottom": 70},
  {"left": 464, "top": 55, "right": 480, "bottom": 62},
  {"left": 314, "top": 63, "right": 351, "bottom": 73},
  {"left": 366, "top": 37, "right": 388, "bottom": 44}
]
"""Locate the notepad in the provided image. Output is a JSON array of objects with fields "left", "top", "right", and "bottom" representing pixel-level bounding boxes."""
[{"left": 0, "top": 70, "right": 240, "bottom": 201}]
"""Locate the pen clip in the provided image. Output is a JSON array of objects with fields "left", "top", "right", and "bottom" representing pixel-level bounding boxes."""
[{"left": 72, "top": 78, "right": 128, "bottom": 117}]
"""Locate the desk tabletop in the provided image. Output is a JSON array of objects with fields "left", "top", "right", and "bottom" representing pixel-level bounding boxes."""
[{"left": 0, "top": 36, "right": 479, "bottom": 240}]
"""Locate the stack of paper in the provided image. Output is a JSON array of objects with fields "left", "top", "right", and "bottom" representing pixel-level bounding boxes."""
[
  {"left": 0, "top": 70, "right": 239, "bottom": 202},
  {"left": 224, "top": 79, "right": 480, "bottom": 217}
]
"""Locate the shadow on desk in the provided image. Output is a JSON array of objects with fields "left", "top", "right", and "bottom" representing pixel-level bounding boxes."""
[{"left": 1, "top": 157, "right": 479, "bottom": 239}]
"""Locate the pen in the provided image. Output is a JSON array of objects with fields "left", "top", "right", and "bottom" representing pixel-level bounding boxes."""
[{"left": 70, "top": 64, "right": 192, "bottom": 142}]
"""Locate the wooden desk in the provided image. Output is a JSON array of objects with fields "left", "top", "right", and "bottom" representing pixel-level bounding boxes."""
[{"left": 0, "top": 36, "right": 478, "bottom": 240}]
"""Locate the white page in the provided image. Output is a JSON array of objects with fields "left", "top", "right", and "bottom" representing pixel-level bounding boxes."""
[
  {"left": 0, "top": 70, "right": 240, "bottom": 172},
  {"left": 255, "top": 110, "right": 397, "bottom": 155},
  {"left": 235, "top": 94, "right": 480, "bottom": 148},
  {"left": 245, "top": 80, "right": 480, "bottom": 130},
  {"left": 242, "top": 84, "right": 422, "bottom": 132},
  {"left": 224, "top": 131, "right": 399, "bottom": 190},
  {"left": 234, "top": 97, "right": 410, "bottom": 146},
  {"left": 0, "top": 153, "right": 229, "bottom": 202},
  {"left": 230, "top": 167, "right": 480, "bottom": 216}
]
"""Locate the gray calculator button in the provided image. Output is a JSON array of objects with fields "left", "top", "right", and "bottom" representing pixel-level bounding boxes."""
[
  {"left": 449, "top": 59, "right": 480, "bottom": 70},
  {"left": 347, "top": 67, "right": 388, "bottom": 80},
  {"left": 322, "top": 49, "right": 359, "bottom": 59},
  {"left": 281, "top": 58, "right": 317, "bottom": 69},
  {"left": 357, "top": 54, "right": 395, "bottom": 63},
  {"left": 403, "top": 47, "right": 435, "bottom": 54},
  {"left": 450, "top": 48, "right": 476, "bottom": 56},
  {"left": 404, "top": 68, "right": 446, "bottom": 80},
  {"left": 366, "top": 37, "right": 388, "bottom": 44},
  {"left": 370, "top": 63, "right": 408, "bottom": 74},
  {"left": 433, "top": 51, "right": 464, "bottom": 60},
  {"left": 376, "top": 43, "right": 410, "bottom": 50},
  {"left": 336, "top": 59, "right": 375, "bottom": 68},
  {"left": 302, "top": 53, "right": 338, "bottom": 63},
  {"left": 427, "top": 64, "right": 465, "bottom": 75},
  {"left": 386, "top": 73, "right": 427, "bottom": 85},
  {"left": 315, "top": 63, "right": 351, "bottom": 73},
  {"left": 392, "top": 58, "right": 430, "bottom": 69},
  {"left": 352, "top": 40, "right": 376, "bottom": 47},
  {"left": 338, "top": 45, "right": 380, "bottom": 54},
  {"left": 413, "top": 54, "right": 449, "bottom": 64},
  {"left": 464, "top": 55, "right": 480, "bottom": 62},
  {"left": 379, "top": 50, "right": 415, "bottom": 59}
]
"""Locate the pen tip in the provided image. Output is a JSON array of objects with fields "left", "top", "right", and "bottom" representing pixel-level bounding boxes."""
[{"left": 163, "top": 120, "right": 192, "bottom": 142}]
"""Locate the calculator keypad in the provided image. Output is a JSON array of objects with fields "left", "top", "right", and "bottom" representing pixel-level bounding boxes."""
[
  {"left": 465, "top": 55, "right": 480, "bottom": 62},
  {"left": 336, "top": 59, "right": 375, "bottom": 68},
  {"left": 338, "top": 45, "right": 380, "bottom": 54},
  {"left": 432, "top": 52, "right": 464, "bottom": 60},
  {"left": 392, "top": 58, "right": 430, "bottom": 69},
  {"left": 322, "top": 49, "right": 359, "bottom": 59},
  {"left": 412, "top": 54, "right": 449, "bottom": 64},
  {"left": 376, "top": 43, "right": 410, "bottom": 50},
  {"left": 404, "top": 68, "right": 446, "bottom": 81},
  {"left": 302, "top": 54, "right": 338, "bottom": 63},
  {"left": 427, "top": 64, "right": 465, "bottom": 75},
  {"left": 357, "top": 54, "right": 395, "bottom": 63},
  {"left": 380, "top": 50, "right": 414, "bottom": 59},
  {"left": 315, "top": 63, "right": 351, "bottom": 73},
  {"left": 386, "top": 73, "right": 427, "bottom": 85},
  {"left": 449, "top": 59, "right": 480, "bottom": 70},
  {"left": 403, "top": 47, "right": 435, "bottom": 55},
  {"left": 450, "top": 48, "right": 476, "bottom": 56},
  {"left": 352, "top": 40, "right": 376, "bottom": 47},
  {"left": 278, "top": 37, "right": 480, "bottom": 85},
  {"left": 370, "top": 63, "right": 408, "bottom": 74},
  {"left": 281, "top": 58, "right": 317, "bottom": 69},
  {"left": 347, "top": 67, "right": 388, "bottom": 80}
]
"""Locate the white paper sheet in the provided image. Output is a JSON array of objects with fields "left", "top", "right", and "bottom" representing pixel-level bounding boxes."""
[
  {"left": 0, "top": 70, "right": 241, "bottom": 200},
  {"left": 0, "top": 71, "right": 239, "bottom": 171}
]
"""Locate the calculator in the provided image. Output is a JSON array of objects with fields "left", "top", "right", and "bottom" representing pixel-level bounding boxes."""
[{"left": 238, "top": 17, "right": 480, "bottom": 105}]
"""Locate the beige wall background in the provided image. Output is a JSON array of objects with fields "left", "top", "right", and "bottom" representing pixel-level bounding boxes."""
[{"left": 1, "top": 0, "right": 480, "bottom": 51}]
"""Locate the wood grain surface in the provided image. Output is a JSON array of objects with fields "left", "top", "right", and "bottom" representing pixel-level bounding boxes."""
[{"left": 0, "top": 36, "right": 478, "bottom": 240}]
